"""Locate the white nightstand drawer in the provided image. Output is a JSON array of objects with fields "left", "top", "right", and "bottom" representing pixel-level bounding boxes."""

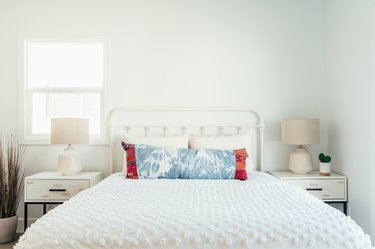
[
  {"left": 284, "top": 179, "right": 345, "bottom": 200},
  {"left": 26, "top": 179, "right": 90, "bottom": 200}
]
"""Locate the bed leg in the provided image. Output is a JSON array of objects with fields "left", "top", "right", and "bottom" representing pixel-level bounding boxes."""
[
  {"left": 24, "top": 202, "right": 28, "bottom": 232},
  {"left": 343, "top": 202, "right": 347, "bottom": 215}
]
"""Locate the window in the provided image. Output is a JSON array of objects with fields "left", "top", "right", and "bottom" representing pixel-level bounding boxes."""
[{"left": 20, "top": 38, "right": 106, "bottom": 143}]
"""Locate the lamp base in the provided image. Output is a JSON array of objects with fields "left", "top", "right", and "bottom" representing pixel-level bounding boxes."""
[
  {"left": 289, "top": 145, "right": 313, "bottom": 174},
  {"left": 57, "top": 145, "right": 82, "bottom": 176}
]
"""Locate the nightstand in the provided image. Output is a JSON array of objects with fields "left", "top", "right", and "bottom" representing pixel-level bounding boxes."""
[
  {"left": 24, "top": 171, "right": 103, "bottom": 231},
  {"left": 269, "top": 170, "right": 347, "bottom": 215}
]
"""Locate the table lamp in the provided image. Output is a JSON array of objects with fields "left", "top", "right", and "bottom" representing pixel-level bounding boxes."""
[
  {"left": 281, "top": 118, "right": 320, "bottom": 174},
  {"left": 51, "top": 118, "right": 89, "bottom": 175}
]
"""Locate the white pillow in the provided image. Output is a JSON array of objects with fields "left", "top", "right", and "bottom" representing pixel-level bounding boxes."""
[
  {"left": 189, "top": 133, "right": 255, "bottom": 171},
  {"left": 123, "top": 134, "right": 189, "bottom": 148},
  {"left": 122, "top": 134, "right": 189, "bottom": 173}
]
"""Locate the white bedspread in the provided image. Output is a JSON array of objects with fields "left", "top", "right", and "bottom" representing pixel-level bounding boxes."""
[{"left": 16, "top": 172, "right": 373, "bottom": 249}]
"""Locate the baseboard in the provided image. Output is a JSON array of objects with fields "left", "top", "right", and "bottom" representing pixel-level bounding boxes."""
[{"left": 17, "top": 218, "right": 38, "bottom": 233}]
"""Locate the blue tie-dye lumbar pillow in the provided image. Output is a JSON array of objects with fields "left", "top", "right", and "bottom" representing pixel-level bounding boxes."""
[{"left": 121, "top": 142, "right": 247, "bottom": 180}]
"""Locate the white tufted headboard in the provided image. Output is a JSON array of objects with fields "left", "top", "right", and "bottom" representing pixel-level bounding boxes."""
[{"left": 106, "top": 107, "right": 265, "bottom": 174}]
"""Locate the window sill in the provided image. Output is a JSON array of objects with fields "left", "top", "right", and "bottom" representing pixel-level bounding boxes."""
[
  {"left": 20, "top": 142, "right": 109, "bottom": 146},
  {"left": 20, "top": 137, "right": 108, "bottom": 146}
]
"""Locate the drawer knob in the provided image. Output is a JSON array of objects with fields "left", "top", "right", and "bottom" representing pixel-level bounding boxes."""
[{"left": 49, "top": 189, "right": 66, "bottom": 192}]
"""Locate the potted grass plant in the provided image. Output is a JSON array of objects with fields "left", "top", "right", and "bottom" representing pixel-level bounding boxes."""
[{"left": 0, "top": 135, "right": 27, "bottom": 244}]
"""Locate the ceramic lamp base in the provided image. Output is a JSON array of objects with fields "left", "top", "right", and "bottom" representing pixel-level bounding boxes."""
[
  {"left": 58, "top": 145, "right": 82, "bottom": 176},
  {"left": 288, "top": 145, "right": 313, "bottom": 174}
]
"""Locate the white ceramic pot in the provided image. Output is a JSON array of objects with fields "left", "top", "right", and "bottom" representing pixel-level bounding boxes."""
[
  {"left": 0, "top": 215, "right": 18, "bottom": 244},
  {"left": 320, "top": 162, "right": 331, "bottom": 176}
]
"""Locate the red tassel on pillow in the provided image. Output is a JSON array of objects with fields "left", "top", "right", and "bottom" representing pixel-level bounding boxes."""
[
  {"left": 121, "top": 142, "right": 138, "bottom": 179},
  {"left": 234, "top": 149, "right": 247, "bottom": 180}
]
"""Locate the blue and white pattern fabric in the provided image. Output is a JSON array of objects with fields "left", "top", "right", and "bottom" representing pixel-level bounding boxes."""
[
  {"left": 135, "top": 144, "right": 180, "bottom": 179},
  {"left": 126, "top": 143, "right": 237, "bottom": 179},
  {"left": 178, "top": 148, "right": 235, "bottom": 179}
]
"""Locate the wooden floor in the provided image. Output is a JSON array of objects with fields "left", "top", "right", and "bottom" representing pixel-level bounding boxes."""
[{"left": 0, "top": 234, "right": 21, "bottom": 249}]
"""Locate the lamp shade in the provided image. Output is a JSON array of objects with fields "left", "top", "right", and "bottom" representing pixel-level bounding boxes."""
[
  {"left": 281, "top": 118, "right": 320, "bottom": 145},
  {"left": 51, "top": 118, "right": 89, "bottom": 144}
]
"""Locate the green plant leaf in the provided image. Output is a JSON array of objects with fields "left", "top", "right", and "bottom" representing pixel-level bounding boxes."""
[{"left": 319, "top": 153, "right": 325, "bottom": 162}]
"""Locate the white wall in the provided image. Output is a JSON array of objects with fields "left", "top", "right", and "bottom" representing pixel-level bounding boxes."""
[
  {"left": 0, "top": 0, "right": 327, "bottom": 231},
  {"left": 326, "top": 0, "right": 375, "bottom": 238},
  {"left": 371, "top": 4, "right": 375, "bottom": 242}
]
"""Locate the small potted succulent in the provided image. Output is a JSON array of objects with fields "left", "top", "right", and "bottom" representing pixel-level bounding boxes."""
[{"left": 319, "top": 153, "right": 331, "bottom": 176}]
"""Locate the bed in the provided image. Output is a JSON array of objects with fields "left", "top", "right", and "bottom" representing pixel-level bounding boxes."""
[{"left": 16, "top": 108, "right": 374, "bottom": 249}]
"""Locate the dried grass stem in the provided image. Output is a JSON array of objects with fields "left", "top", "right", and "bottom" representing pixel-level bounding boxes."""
[{"left": 0, "top": 135, "right": 27, "bottom": 218}]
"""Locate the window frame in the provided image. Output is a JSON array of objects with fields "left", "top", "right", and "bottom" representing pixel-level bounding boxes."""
[{"left": 18, "top": 35, "right": 109, "bottom": 145}]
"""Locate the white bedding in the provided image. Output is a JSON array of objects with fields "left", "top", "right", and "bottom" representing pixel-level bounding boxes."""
[{"left": 16, "top": 172, "right": 373, "bottom": 249}]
